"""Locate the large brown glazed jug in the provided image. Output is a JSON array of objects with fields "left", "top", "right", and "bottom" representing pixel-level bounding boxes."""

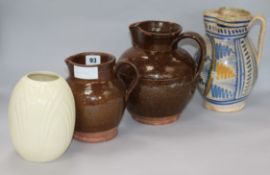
[
  {"left": 117, "top": 20, "right": 206, "bottom": 125},
  {"left": 66, "top": 52, "right": 138, "bottom": 142}
]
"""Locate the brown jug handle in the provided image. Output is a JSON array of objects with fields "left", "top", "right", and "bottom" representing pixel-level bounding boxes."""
[
  {"left": 115, "top": 60, "right": 139, "bottom": 102},
  {"left": 171, "top": 32, "right": 206, "bottom": 79}
]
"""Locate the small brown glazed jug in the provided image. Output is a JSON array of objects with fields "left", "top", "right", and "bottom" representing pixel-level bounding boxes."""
[
  {"left": 117, "top": 20, "right": 206, "bottom": 125},
  {"left": 66, "top": 52, "right": 138, "bottom": 142}
]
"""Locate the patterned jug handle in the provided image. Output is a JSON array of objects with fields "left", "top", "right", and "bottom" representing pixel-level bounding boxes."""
[
  {"left": 171, "top": 32, "right": 206, "bottom": 79},
  {"left": 115, "top": 60, "right": 139, "bottom": 102},
  {"left": 247, "top": 15, "right": 266, "bottom": 64}
]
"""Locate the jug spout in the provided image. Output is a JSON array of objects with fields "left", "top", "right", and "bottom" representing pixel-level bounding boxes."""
[
  {"left": 129, "top": 20, "right": 182, "bottom": 51},
  {"left": 65, "top": 57, "right": 74, "bottom": 76},
  {"left": 129, "top": 22, "right": 139, "bottom": 34}
]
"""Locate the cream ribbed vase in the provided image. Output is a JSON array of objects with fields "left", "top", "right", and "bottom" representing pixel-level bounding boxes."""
[{"left": 9, "top": 71, "right": 75, "bottom": 162}]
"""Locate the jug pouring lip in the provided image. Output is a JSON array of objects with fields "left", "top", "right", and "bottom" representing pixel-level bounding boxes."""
[
  {"left": 129, "top": 20, "right": 182, "bottom": 38},
  {"left": 204, "top": 7, "right": 252, "bottom": 22}
]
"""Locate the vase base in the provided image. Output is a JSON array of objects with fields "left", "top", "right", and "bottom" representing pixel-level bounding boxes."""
[
  {"left": 74, "top": 128, "right": 118, "bottom": 143},
  {"left": 18, "top": 154, "right": 62, "bottom": 163},
  {"left": 203, "top": 101, "right": 245, "bottom": 112},
  {"left": 131, "top": 113, "right": 179, "bottom": 125}
]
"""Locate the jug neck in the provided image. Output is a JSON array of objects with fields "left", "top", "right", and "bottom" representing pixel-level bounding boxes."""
[
  {"left": 65, "top": 52, "right": 115, "bottom": 81},
  {"left": 129, "top": 21, "right": 182, "bottom": 52},
  {"left": 204, "top": 7, "right": 252, "bottom": 38}
]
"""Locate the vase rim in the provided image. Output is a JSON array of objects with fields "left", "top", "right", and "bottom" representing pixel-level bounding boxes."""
[
  {"left": 26, "top": 71, "right": 60, "bottom": 82},
  {"left": 204, "top": 7, "right": 252, "bottom": 22}
]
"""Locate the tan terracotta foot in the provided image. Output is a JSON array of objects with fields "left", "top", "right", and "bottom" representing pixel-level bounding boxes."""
[
  {"left": 74, "top": 127, "right": 118, "bottom": 143},
  {"left": 203, "top": 101, "right": 245, "bottom": 112},
  {"left": 131, "top": 113, "right": 179, "bottom": 125}
]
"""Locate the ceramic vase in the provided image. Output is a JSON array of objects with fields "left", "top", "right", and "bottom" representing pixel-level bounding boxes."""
[
  {"left": 117, "top": 20, "right": 206, "bottom": 125},
  {"left": 9, "top": 71, "right": 75, "bottom": 162},
  {"left": 66, "top": 52, "right": 138, "bottom": 143},
  {"left": 198, "top": 7, "right": 266, "bottom": 112}
]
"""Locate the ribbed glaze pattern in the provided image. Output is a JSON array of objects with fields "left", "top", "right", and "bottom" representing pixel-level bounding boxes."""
[{"left": 9, "top": 72, "right": 75, "bottom": 162}]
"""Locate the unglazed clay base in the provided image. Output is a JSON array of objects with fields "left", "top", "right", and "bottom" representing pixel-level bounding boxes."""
[
  {"left": 74, "top": 128, "right": 118, "bottom": 143},
  {"left": 131, "top": 113, "right": 179, "bottom": 125},
  {"left": 203, "top": 101, "right": 245, "bottom": 112}
]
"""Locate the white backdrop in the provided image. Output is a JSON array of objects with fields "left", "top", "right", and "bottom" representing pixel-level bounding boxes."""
[{"left": 0, "top": 0, "right": 270, "bottom": 174}]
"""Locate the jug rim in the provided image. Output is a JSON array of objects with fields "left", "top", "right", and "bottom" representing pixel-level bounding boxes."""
[
  {"left": 204, "top": 7, "right": 252, "bottom": 22},
  {"left": 129, "top": 20, "right": 182, "bottom": 38},
  {"left": 65, "top": 52, "right": 116, "bottom": 68}
]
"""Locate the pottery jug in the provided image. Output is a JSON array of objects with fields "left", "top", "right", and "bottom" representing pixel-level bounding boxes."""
[
  {"left": 66, "top": 52, "right": 138, "bottom": 142},
  {"left": 117, "top": 20, "right": 206, "bottom": 125},
  {"left": 9, "top": 71, "right": 75, "bottom": 162},
  {"left": 198, "top": 7, "right": 266, "bottom": 112}
]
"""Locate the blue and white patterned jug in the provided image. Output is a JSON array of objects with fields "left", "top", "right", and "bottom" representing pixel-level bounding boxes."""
[{"left": 198, "top": 7, "right": 266, "bottom": 112}]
